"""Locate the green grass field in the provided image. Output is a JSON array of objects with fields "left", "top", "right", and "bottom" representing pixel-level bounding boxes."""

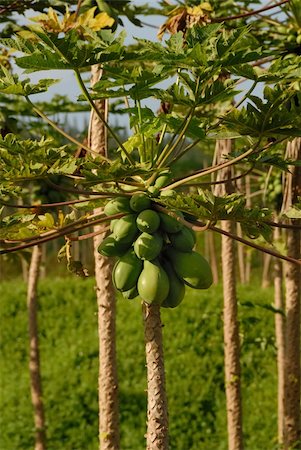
[{"left": 0, "top": 277, "right": 279, "bottom": 450}]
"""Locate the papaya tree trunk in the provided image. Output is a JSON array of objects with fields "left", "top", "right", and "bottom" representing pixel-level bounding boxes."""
[
  {"left": 245, "top": 175, "right": 252, "bottom": 284},
  {"left": 273, "top": 225, "right": 285, "bottom": 445},
  {"left": 89, "top": 64, "right": 120, "bottom": 450},
  {"left": 215, "top": 139, "right": 243, "bottom": 450},
  {"left": 143, "top": 303, "right": 169, "bottom": 450},
  {"left": 208, "top": 231, "right": 219, "bottom": 284},
  {"left": 261, "top": 253, "right": 272, "bottom": 288},
  {"left": 282, "top": 138, "right": 301, "bottom": 449},
  {"left": 27, "top": 244, "right": 46, "bottom": 450}
]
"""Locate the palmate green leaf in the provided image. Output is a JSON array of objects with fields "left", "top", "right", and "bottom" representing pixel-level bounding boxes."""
[
  {"left": 221, "top": 86, "right": 301, "bottom": 138},
  {"left": 0, "top": 210, "right": 58, "bottom": 240},
  {"left": 0, "top": 67, "right": 59, "bottom": 96},
  {"left": 0, "top": 134, "right": 81, "bottom": 181},
  {"left": 80, "top": 158, "right": 151, "bottom": 184},
  {"left": 160, "top": 114, "right": 206, "bottom": 141},
  {"left": 2, "top": 29, "right": 125, "bottom": 72}
]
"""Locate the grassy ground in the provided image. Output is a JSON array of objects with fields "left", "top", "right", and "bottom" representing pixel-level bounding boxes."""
[{"left": 0, "top": 277, "right": 279, "bottom": 450}]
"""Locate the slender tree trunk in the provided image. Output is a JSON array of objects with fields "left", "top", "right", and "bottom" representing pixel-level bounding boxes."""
[
  {"left": 236, "top": 224, "right": 246, "bottom": 284},
  {"left": 282, "top": 138, "right": 301, "bottom": 450},
  {"left": 261, "top": 253, "right": 272, "bottom": 288},
  {"left": 208, "top": 231, "right": 219, "bottom": 284},
  {"left": 245, "top": 175, "right": 252, "bottom": 284},
  {"left": 89, "top": 64, "right": 120, "bottom": 450},
  {"left": 143, "top": 303, "right": 169, "bottom": 450},
  {"left": 274, "top": 225, "right": 285, "bottom": 445},
  {"left": 27, "top": 244, "right": 46, "bottom": 450},
  {"left": 215, "top": 139, "right": 243, "bottom": 450},
  {"left": 236, "top": 173, "right": 246, "bottom": 284}
]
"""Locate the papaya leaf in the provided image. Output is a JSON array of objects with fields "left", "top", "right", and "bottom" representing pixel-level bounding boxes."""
[{"left": 0, "top": 67, "right": 59, "bottom": 95}]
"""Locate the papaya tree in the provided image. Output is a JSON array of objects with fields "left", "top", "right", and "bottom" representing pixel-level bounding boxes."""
[{"left": 1, "top": 2, "right": 301, "bottom": 449}]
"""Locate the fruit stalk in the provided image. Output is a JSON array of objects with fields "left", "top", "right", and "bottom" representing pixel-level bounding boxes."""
[{"left": 143, "top": 303, "right": 169, "bottom": 450}]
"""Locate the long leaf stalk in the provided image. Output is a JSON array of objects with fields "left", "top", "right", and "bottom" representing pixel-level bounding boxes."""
[
  {"left": 154, "top": 205, "right": 301, "bottom": 266},
  {"left": 155, "top": 109, "right": 193, "bottom": 166},
  {"left": 162, "top": 137, "right": 289, "bottom": 191},
  {"left": 0, "top": 212, "right": 124, "bottom": 251},
  {"left": 136, "top": 99, "right": 147, "bottom": 163},
  {"left": 74, "top": 69, "right": 135, "bottom": 165},
  {"left": 0, "top": 196, "right": 114, "bottom": 210},
  {"left": 25, "top": 97, "right": 108, "bottom": 160},
  {"left": 157, "top": 109, "right": 195, "bottom": 169},
  {"left": 214, "top": 0, "right": 289, "bottom": 23},
  {"left": 2, "top": 204, "right": 301, "bottom": 264}
]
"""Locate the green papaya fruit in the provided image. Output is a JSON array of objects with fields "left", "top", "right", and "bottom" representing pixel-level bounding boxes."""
[
  {"left": 147, "top": 186, "right": 159, "bottom": 197},
  {"left": 134, "top": 232, "right": 163, "bottom": 260},
  {"left": 160, "top": 189, "right": 177, "bottom": 198},
  {"left": 136, "top": 209, "right": 160, "bottom": 233},
  {"left": 166, "top": 248, "right": 213, "bottom": 289},
  {"left": 110, "top": 219, "right": 119, "bottom": 233},
  {"left": 98, "top": 235, "right": 130, "bottom": 257},
  {"left": 121, "top": 286, "right": 139, "bottom": 300},
  {"left": 161, "top": 260, "right": 185, "bottom": 308},
  {"left": 113, "top": 214, "right": 138, "bottom": 244},
  {"left": 113, "top": 250, "right": 142, "bottom": 292},
  {"left": 130, "top": 193, "right": 151, "bottom": 212},
  {"left": 137, "top": 260, "right": 169, "bottom": 305},
  {"left": 104, "top": 197, "right": 131, "bottom": 216},
  {"left": 154, "top": 170, "right": 171, "bottom": 189},
  {"left": 159, "top": 211, "right": 184, "bottom": 233},
  {"left": 169, "top": 226, "right": 196, "bottom": 252}
]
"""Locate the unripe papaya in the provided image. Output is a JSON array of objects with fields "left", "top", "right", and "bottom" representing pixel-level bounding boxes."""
[
  {"left": 169, "top": 226, "right": 196, "bottom": 252},
  {"left": 137, "top": 209, "right": 160, "bottom": 233},
  {"left": 134, "top": 232, "right": 163, "bottom": 260},
  {"left": 130, "top": 193, "right": 151, "bottom": 212},
  {"left": 113, "top": 250, "right": 142, "bottom": 292},
  {"left": 110, "top": 219, "right": 119, "bottom": 233},
  {"left": 121, "top": 286, "right": 139, "bottom": 300},
  {"left": 154, "top": 170, "right": 171, "bottom": 189},
  {"left": 161, "top": 260, "right": 185, "bottom": 308},
  {"left": 159, "top": 211, "right": 184, "bottom": 233},
  {"left": 148, "top": 186, "right": 159, "bottom": 197},
  {"left": 137, "top": 260, "right": 169, "bottom": 305},
  {"left": 104, "top": 197, "right": 131, "bottom": 216},
  {"left": 98, "top": 235, "right": 130, "bottom": 257},
  {"left": 160, "top": 189, "right": 177, "bottom": 198},
  {"left": 113, "top": 214, "right": 138, "bottom": 244},
  {"left": 166, "top": 248, "right": 213, "bottom": 289}
]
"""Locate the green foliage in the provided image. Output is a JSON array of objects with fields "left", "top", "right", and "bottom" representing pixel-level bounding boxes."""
[{"left": 0, "top": 278, "right": 278, "bottom": 449}]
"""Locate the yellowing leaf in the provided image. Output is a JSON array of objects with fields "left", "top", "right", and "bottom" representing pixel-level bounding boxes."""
[{"left": 29, "top": 6, "right": 115, "bottom": 37}]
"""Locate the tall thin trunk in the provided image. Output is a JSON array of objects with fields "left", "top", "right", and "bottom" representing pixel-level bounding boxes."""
[
  {"left": 261, "top": 253, "right": 272, "bottom": 288},
  {"left": 27, "top": 245, "right": 46, "bottom": 450},
  {"left": 89, "top": 64, "right": 120, "bottom": 450},
  {"left": 143, "top": 303, "right": 169, "bottom": 450},
  {"left": 236, "top": 223, "right": 246, "bottom": 284},
  {"left": 282, "top": 138, "right": 301, "bottom": 450},
  {"left": 236, "top": 173, "right": 246, "bottom": 284},
  {"left": 245, "top": 175, "right": 252, "bottom": 284},
  {"left": 215, "top": 139, "right": 243, "bottom": 450},
  {"left": 274, "top": 225, "right": 285, "bottom": 445},
  {"left": 208, "top": 231, "right": 219, "bottom": 284}
]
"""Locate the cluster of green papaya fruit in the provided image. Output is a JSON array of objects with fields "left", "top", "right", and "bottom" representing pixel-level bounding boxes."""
[{"left": 98, "top": 193, "right": 213, "bottom": 308}]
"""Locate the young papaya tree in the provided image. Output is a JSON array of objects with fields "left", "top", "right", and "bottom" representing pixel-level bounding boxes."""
[{"left": 1, "top": 1, "right": 301, "bottom": 449}]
